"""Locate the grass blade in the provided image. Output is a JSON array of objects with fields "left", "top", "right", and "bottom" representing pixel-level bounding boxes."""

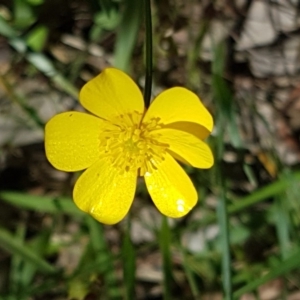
[
  {"left": 9, "top": 224, "right": 26, "bottom": 296},
  {"left": 122, "top": 218, "right": 136, "bottom": 300},
  {"left": 159, "top": 216, "right": 173, "bottom": 300},
  {"left": 217, "top": 187, "right": 232, "bottom": 300},
  {"left": 86, "top": 217, "right": 122, "bottom": 299},
  {"left": 233, "top": 249, "right": 300, "bottom": 298},
  {"left": 0, "top": 227, "right": 57, "bottom": 275},
  {"left": 274, "top": 195, "right": 291, "bottom": 259},
  {"left": 0, "top": 16, "right": 78, "bottom": 98},
  {"left": 196, "top": 171, "right": 300, "bottom": 227},
  {"left": 180, "top": 246, "right": 200, "bottom": 298},
  {"left": 0, "top": 191, "right": 84, "bottom": 217},
  {"left": 114, "top": 0, "right": 142, "bottom": 71}
]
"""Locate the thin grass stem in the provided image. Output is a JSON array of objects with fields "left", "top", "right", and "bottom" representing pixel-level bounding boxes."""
[
  {"left": 217, "top": 182, "right": 232, "bottom": 300},
  {"left": 160, "top": 216, "right": 172, "bottom": 300}
]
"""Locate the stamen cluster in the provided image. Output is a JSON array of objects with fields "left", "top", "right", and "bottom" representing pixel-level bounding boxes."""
[{"left": 100, "top": 112, "right": 169, "bottom": 176}]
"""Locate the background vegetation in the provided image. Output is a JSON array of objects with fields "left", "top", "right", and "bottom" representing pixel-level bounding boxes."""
[{"left": 1, "top": 0, "right": 300, "bottom": 299}]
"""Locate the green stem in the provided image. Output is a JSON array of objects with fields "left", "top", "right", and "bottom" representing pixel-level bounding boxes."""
[
  {"left": 144, "top": 0, "right": 153, "bottom": 108},
  {"left": 216, "top": 118, "right": 232, "bottom": 300},
  {"left": 217, "top": 184, "right": 232, "bottom": 300},
  {"left": 122, "top": 216, "right": 136, "bottom": 300},
  {"left": 159, "top": 216, "right": 172, "bottom": 300}
]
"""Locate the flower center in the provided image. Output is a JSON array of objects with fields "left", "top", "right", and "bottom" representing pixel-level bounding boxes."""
[{"left": 99, "top": 111, "right": 168, "bottom": 176}]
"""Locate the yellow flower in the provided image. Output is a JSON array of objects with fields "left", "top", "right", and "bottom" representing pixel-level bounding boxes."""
[{"left": 45, "top": 68, "right": 214, "bottom": 224}]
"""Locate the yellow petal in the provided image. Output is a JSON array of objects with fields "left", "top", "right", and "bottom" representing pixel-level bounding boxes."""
[
  {"left": 144, "top": 153, "right": 197, "bottom": 218},
  {"left": 164, "top": 121, "right": 210, "bottom": 140},
  {"left": 80, "top": 68, "right": 144, "bottom": 122},
  {"left": 152, "top": 128, "right": 214, "bottom": 169},
  {"left": 45, "top": 112, "right": 102, "bottom": 171},
  {"left": 73, "top": 158, "right": 137, "bottom": 224},
  {"left": 143, "top": 87, "right": 213, "bottom": 132}
]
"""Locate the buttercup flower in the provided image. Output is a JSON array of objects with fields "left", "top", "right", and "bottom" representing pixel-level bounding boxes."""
[{"left": 45, "top": 68, "right": 214, "bottom": 224}]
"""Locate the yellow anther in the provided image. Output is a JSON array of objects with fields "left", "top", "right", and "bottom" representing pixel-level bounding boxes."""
[{"left": 99, "top": 114, "right": 168, "bottom": 175}]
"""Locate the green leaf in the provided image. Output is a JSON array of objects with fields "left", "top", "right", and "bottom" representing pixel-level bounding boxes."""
[
  {"left": 26, "top": 52, "right": 57, "bottom": 76},
  {"left": 0, "top": 191, "right": 84, "bottom": 217},
  {"left": 215, "top": 168, "right": 232, "bottom": 300},
  {"left": 122, "top": 220, "right": 136, "bottom": 300},
  {"left": 233, "top": 250, "right": 300, "bottom": 298},
  {"left": 94, "top": 8, "right": 120, "bottom": 30},
  {"left": 68, "top": 278, "right": 89, "bottom": 300},
  {"left": 86, "top": 217, "right": 122, "bottom": 299},
  {"left": 0, "top": 227, "right": 57, "bottom": 275},
  {"left": 273, "top": 195, "right": 291, "bottom": 259},
  {"left": 229, "top": 172, "right": 300, "bottom": 214},
  {"left": 26, "top": 0, "right": 44, "bottom": 5},
  {"left": 90, "top": 0, "right": 121, "bottom": 41},
  {"left": 13, "top": 0, "right": 36, "bottom": 29},
  {"left": 180, "top": 246, "right": 200, "bottom": 298},
  {"left": 159, "top": 217, "right": 173, "bottom": 300},
  {"left": 114, "top": 0, "right": 142, "bottom": 71},
  {"left": 21, "top": 230, "right": 52, "bottom": 286},
  {"left": 212, "top": 42, "right": 241, "bottom": 148},
  {"left": 9, "top": 228, "right": 52, "bottom": 297},
  {"left": 1, "top": 17, "right": 78, "bottom": 98},
  {"left": 0, "top": 16, "right": 17, "bottom": 38},
  {"left": 26, "top": 25, "right": 49, "bottom": 52},
  {"left": 9, "top": 224, "right": 26, "bottom": 295}
]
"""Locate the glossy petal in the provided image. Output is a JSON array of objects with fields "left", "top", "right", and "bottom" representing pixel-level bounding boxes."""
[
  {"left": 73, "top": 158, "right": 137, "bottom": 224},
  {"left": 45, "top": 112, "right": 103, "bottom": 171},
  {"left": 152, "top": 128, "right": 214, "bottom": 168},
  {"left": 143, "top": 87, "right": 213, "bottom": 132},
  {"left": 164, "top": 121, "right": 210, "bottom": 140},
  {"left": 144, "top": 153, "right": 197, "bottom": 218},
  {"left": 80, "top": 68, "right": 144, "bottom": 122}
]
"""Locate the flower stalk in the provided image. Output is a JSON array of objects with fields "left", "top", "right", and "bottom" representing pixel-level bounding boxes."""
[{"left": 144, "top": 0, "right": 153, "bottom": 108}]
